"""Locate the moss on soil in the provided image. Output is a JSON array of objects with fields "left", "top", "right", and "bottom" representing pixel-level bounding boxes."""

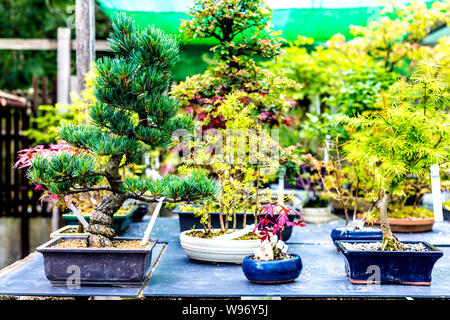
[
  {"left": 186, "top": 230, "right": 231, "bottom": 239},
  {"left": 233, "top": 232, "right": 260, "bottom": 240},
  {"left": 186, "top": 230, "right": 260, "bottom": 240},
  {"left": 61, "top": 228, "right": 81, "bottom": 234}
]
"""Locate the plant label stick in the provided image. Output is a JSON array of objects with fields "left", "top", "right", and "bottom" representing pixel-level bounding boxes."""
[
  {"left": 430, "top": 164, "right": 443, "bottom": 222},
  {"left": 278, "top": 168, "right": 285, "bottom": 204},
  {"left": 324, "top": 134, "right": 330, "bottom": 164},
  {"left": 68, "top": 203, "right": 89, "bottom": 230},
  {"left": 141, "top": 197, "right": 165, "bottom": 245}
]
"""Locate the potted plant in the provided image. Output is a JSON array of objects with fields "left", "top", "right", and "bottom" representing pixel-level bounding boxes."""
[
  {"left": 17, "top": 14, "right": 219, "bottom": 286},
  {"left": 295, "top": 156, "right": 333, "bottom": 223},
  {"left": 171, "top": 0, "right": 300, "bottom": 263},
  {"left": 360, "top": 176, "right": 436, "bottom": 233},
  {"left": 242, "top": 203, "right": 305, "bottom": 284},
  {"left": 173, "top": 194, "right": 297, "bottom": 242},
  {"left": 336, "top": 61, "right": 447, "bottom": 285},
  {"left": 178, "top": 93, "right": 289, "bottom": 264},
  {"left": 306, "top": 140, "right": 382, "bottom": 244}
]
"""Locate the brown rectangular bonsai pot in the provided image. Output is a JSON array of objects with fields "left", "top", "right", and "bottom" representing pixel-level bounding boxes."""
[{"left": 37, "top": 236, "right": 156, "bottom": 287}]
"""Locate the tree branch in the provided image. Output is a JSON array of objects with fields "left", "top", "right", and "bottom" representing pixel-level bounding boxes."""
[
  {"left": 53, "top": 171, "right": 107, "bottom": 183},
  {"left": 67, "top": 186, "right": 113, "bottom": 194},
  {"left": 125, "top": 192, "right": 207, "bottom": 204}
]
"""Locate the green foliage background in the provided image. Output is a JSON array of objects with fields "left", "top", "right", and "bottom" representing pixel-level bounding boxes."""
[{"left": 0, "top": 0, "right": 112, "bottom": 90}]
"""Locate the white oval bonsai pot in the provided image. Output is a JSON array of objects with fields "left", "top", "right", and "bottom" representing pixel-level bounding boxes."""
[
  {"left": 180, "top": 229, "right": 262, "bottom": 264},
  {"left": 300, "top": 207, "right": 333, "bottom": 223}
]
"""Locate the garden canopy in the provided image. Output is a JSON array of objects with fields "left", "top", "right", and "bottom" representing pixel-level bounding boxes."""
[
  {"left": 97, "top": 0, "right": 418, "bottom": 43},
  {"left": 96, "top": 1, "right": 438, "bottom": 80}
]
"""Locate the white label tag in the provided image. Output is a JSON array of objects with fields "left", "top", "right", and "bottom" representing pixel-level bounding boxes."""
[
  {"left": 141, "top": 197, "right": 165, "bottom": 245},
  {"left": 430, "top": 164, "right": 443, "bottom": 222},
  {"left": 276, "top": 240, "right": 288, "bottom": 253},
  {"left": 68, "top": 203, "right": 89, "bottom": 230}
]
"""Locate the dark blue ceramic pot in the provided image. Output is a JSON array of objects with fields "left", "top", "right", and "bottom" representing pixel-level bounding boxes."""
[
  {"left": 132, "top": 204, "right": 149, "bottom": 222},
  {"left": 335, "top": 240, "right": 443, "bottom": 285},
  {"left": 242, "top": 254, "right": 302, "bottom": 284},
  {"left": 331, "top": 227, "right": 382, "bottom": 244}
]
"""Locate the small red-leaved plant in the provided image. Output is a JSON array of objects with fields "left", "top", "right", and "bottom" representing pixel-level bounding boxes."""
[{"left": 254, "top": 203, "right": 306, "bottom": 244}]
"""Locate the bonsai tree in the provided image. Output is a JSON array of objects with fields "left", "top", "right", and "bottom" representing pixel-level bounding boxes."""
[
  {"left": 305, "top": 138, "right": 359, "bottom": 227},
  {"left": 17, "top": 14, "right": 219, "bottom": 247},
  {"left": 341, "top": 61, "right": 449, "bottom": 250},
  {"left": 171, "top": 0, "right": 297, "bottom": 129},
  {"left": 170, "top": 0, "right": 301, "bottom": 236},
  {"left": 177, "top": 92, "right": 278, "bottom": 236},
  {"left": 253, "top": 203, "right": 305, "bottom": 260}
]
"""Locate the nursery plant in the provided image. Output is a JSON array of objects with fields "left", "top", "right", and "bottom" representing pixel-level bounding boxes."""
[
  {"left": 253, "top": 203, "right": 305, "bottom": 259},
  {"left": 177, "top": 92, "right": 278, "bottom": 236},
  {"left": 361, "top": 174, "right": 436, "bottom": 223},
  {"left": 171, "top": 0, "right": 297, "bottom": 129},
  {"left": 172, "top": 0, "right": 301, "bottom": 237},
  {"left": 341, "top": 61, "right": 449, "bottom": 250},
  {"left": 23, "top": 70, "right": 97, "bottom": 145},
  {"left": 242, "top": 203, "right": 305, "bottom": 284},
  {"left": 281, "top": 151, "right": 333, "bottom": 224},
  {"left": 269, "top": 0, "right": 449, "bottom": 158},
  {"left": 305, "top": 139, "right": 358, "bottom": 227},
  {"left": 17, "top": 13, "right": 219, "bottom": 248}
]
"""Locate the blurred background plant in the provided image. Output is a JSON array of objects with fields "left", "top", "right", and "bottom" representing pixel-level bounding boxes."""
[
  {"left": 0, "top": 0, "right": 112, "bottom": 90},
  {"left": 268, "top": 0, "right": 450, "bottom": 160}
]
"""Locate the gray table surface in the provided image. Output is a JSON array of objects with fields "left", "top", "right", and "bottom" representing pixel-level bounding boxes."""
[{"left": 0, "top": 216, "right": 449, "bottom": 298}]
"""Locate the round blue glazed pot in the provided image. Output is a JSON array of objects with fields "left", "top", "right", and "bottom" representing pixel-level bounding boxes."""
[
  {"left": 331, "top": 227, "right": 383, "bottom": 244},
  {"left": 242, "top": 254, "right": 303, "bottom": 284}
]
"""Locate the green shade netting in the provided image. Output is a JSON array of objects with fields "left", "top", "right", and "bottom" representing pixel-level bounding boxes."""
[
  {"left": 97, "top": 0, "right": 417, "bottom": 43},
  {"left": 422, "top": 26, "right": 450, "bottom": 45},
  {"left": 95, "top": 1, "right": 435, "bottom": 80}
]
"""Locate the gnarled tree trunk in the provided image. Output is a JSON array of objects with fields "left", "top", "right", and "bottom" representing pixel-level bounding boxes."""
[
  {"left": 87, "top": 194, "right": 126, "bottom": 247},
  {"left": 87, "top": 154, "right": 125, "bottom": 247}
]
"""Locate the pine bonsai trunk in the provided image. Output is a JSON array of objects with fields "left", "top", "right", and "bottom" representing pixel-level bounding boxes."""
[
  {"left": 87, "top": 154, "right": 125, "bottom": 247},
  {"left": 379, "top": 192, "right": 402, "bottom": 251},
  {"left": 77, "top": 222, "right": 84, "bottom": 233},
  {"left": 87, "top": 194, "right": 125, "bottom": 247}
]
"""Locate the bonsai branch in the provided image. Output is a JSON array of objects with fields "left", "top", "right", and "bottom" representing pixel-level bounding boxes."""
[{"left": 67, "top": 186, "right": 113, "bottom": 194}]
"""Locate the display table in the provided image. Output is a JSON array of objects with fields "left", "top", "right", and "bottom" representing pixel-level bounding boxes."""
[{"left": 0, "top": 217, "right": 449, "bottom": 298}]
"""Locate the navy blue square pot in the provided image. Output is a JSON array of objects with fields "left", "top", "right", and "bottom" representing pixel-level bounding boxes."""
[
  {"left": 335, "top": 240, "right": 443, "bottom": 285},
  {"left": 331, "top": 227, "right": 382, "bottom": 244},
  {"left": 242, "top": 254, "right": 303, "bottom": 284}
]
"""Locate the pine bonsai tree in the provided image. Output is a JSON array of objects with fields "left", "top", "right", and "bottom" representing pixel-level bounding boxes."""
[
  {"left": 19, "top": 13, "right": 219, "bottom": 247},
  {"left": 341, "top": 61, "right": 449, "bottom": 250}
]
